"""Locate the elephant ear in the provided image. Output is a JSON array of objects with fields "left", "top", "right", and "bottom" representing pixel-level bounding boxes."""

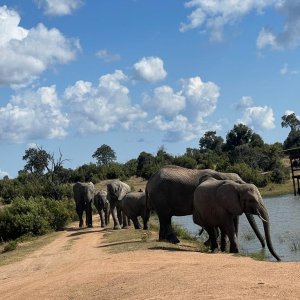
[
  {"left": 117, "top": 182, "right": 131, "bottom": 201},
  {"left": 216, "top": 180, "right": 244, "bottom": 216}
]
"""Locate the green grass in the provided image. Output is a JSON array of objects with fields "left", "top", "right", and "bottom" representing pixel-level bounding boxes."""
[{"left": 259, "top": 180, "right": 294, "bottom": 197}]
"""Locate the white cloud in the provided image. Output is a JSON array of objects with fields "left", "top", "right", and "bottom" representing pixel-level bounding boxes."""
[
  {"left": 0, "top": 86, "right": 69, "bottom": 143},
  {"left": 257, "top": 1, "right": 300, "bottom": 50},
  {"left": 180, "top": 0, "right": 277, "bottom": 41},
  {"left": 0, "top": 170, "right": 9, "bottom": 179},
  {"left": 147, "top": 76, "right": 221, "bottom": 142},
  {"left": 133, "top": 57, "right": 167, "bottom": 83},
  {"left": 96, "top": 49, "right": 121, "bottom": 63},
  {"left": 235, "top": 96, "right": 254, "bottom": 109},
  {"left": 279, "top": 63, "right": 298, "bottom": 76},
  {"left": 34, "top": 0, "right": 84, "bottom": 16},
  {"left": 143, "top": 86, "right": 186, "bottom": 118},
  {"left": 237, "top": 105, "right": 275, "bottom": 130},
  {"left": 0, "top": 6, "right": 80, "bottom": 86},
  {"left": 64, "top": 70, "right": 147, "bottom": 133},
  {"left": 181, "top": 76, "right": 220, "bottom": 121}
]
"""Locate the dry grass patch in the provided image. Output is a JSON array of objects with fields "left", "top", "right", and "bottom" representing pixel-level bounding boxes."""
[{"left": 0, "top": 231, "right": 60, "bottom": 267}]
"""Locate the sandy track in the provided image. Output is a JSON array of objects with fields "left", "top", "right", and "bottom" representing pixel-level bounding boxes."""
[{"left": 0, "top": 224, "right": 300, "bottom": 300}]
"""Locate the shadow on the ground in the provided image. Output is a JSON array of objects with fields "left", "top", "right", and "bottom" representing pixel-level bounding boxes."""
[{"left": 98, "top": 239, "right": 143, "bottom": 248}]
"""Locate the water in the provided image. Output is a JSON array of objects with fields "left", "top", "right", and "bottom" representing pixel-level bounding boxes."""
[{"left": 173, "top": 194, "right": 300, "bottom": 262}]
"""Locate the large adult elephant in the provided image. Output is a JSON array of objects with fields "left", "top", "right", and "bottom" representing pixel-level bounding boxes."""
[
  {"left": 73, "top": 182, "right": 94, "bottom": 228},
  {"left": 122, "top": 191, "right": 150, "bottom": 230},
  {"left": 94, "top": 190, "right": 110, "bottom": 228},
  {"left": 146, "top": 165, "right": 265, "bottom": 245},
  {"left": 107, "top": 180, "right": 131, "bottom": 229},
  {"left": 193, "top": 178, "right": 281, "bottom": 261}
]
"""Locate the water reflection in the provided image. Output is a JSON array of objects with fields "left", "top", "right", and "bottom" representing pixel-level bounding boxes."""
[{"left": 173, "top": 194, "right": 300, "bottom": 262}]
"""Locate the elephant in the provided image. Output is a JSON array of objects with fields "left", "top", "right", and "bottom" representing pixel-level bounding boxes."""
[
  {"left": 106, "top": 179, "right": 131, "bottom": 229},
  {"left": 73, "top": 182, "right": 94, "bottom": 228},
  {"left": 93, "top": 190, "right": 110, "bottom": 228},
  {"left": 193, "top": 178, "right": 281, "bottom": 261},
  {"left": 122, "top": 191, "right": 150, "bottom": 230},
  {"left": 146, "top": 165, "right": 265, "bottom": 246}
]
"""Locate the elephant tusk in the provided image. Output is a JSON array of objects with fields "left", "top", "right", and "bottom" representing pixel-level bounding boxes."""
[{"left": 256, "top": 209, "right": 268, "bottom": 223}]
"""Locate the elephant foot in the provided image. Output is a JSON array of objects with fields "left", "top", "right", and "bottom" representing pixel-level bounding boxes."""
[
  {"left": 166, "top": 234, "right": 180, "bottom": 244},
  {"left": 122, "top": 226, "right": 129, "bottom": 229},
  {"left": 229, "top": 247, "right": 239, "bottom": 253},
  {"left": 87, "top": 224, "right": 93, "bottom": 228},
  {"left": 204, "top": 238, "right": 211, "bottom": 247},
  {"left": 114, "top": 225, "right": 121, "bottom": 230}
]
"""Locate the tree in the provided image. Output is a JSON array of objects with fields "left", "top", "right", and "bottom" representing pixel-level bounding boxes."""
[
  {"left": 92, "top": 144, "right": 116, "bottom": 166},
  {"left": 281, "top": 113, "right": 300, "bottom": 150},
  {"left": 199, "top": 131, "right": 224, "bottom": 153},
  {"left": 225, "top": 124, "right": 253, "bottom": 151},
  {"left": 281, "top": 113, "right": 300, "bottom": 130},
  {"left": 136, "top": 151, "right": 157, "bottom": 179},
  {"left": 23, "top": 146, "right": 50, "bottom": 175}
]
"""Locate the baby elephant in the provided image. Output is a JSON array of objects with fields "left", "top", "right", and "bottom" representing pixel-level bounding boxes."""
[
  {"left": 193, "top": 178, "right": 280, "bottom": 261},
  {"left": 94, "top": 190, "right": 110, "bottom": 228},
  {"left": 122, "top": 191, "right": 150, "bottom": 230}
]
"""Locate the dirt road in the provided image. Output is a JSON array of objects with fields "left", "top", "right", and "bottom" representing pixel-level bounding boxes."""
[{"left": 0, "top": 224, "right": 300, "bottom": 300}]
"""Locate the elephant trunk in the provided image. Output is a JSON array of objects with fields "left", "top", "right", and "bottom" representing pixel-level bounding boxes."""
[
  {"left": 258, "top": 205, "right": 281, "bottom": 261},
  {"left": 245, "top": 213, "right": 265, "bottom": 248}
]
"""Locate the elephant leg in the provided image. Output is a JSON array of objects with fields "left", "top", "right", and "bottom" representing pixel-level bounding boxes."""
[
  {"left": 86, "top": 201, "right": 93, "bottom": 228},
  {"left": 143, "top": 207, "right": 150, "bottom": 230},
  {"left": 227, "top": 219, "right": 239, "bottom": 253},
  {"left": 204, "top": 227, "right": 219, "bottom": 247},
  {"left": 132, "top": 217, "right": 141, "bottom": 229},
  {"left": 99, "top": 209, "right": 106, "bottom": 228},
  {"left": 206, "top": 227, "right": 218, "bottom": 252},
  {"left": 220, "top": 227, "right": 227, "bottom": 252},
  {"left": 110, "top": 203, "right": 121, "bottom": 230},
  {"left": 117, "top": 207, "right": 122, "bottom": 226},
  {"left": 76, "top": 206, "right": 84, "bottom": 228},
  {"left": 104, "top": 208, "right": 110, "bottom": 225},
  {"left": 122, "top": 212, "right": 129, "bottom": 229}
]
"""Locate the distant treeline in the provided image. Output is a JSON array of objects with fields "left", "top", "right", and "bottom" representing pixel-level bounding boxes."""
[{"left": 1, "top": 118, "right": 300, "bottom": 203}]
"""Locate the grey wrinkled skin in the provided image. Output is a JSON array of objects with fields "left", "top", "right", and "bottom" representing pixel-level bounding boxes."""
[
  {"left": 193, "top": 179, "right": 281, "bottom": 261},
  {"left": 107, "top": 180, "right": 131, "bottom": 229},
  {"left": 73, "top": 182, "right": 94, "bottom": 228},
  {"left": 94, "top": 190, "right": 110, "bottom": 228},
  {"left": 146, "top": 165, "right": 264, "bottom": 245},
  {"left": 122, "top": 191, "right": 150, "bottom": 230}
]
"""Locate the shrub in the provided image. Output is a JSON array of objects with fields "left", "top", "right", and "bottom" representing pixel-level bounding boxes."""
[
  {"left": 3, "top": 241, "right": 17, "bottom": 252},
  {"left": 0, "top": 197, "right": 75, "bottom": 241}
]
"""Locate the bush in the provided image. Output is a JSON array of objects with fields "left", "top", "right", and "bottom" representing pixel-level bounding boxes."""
[
  {"left": 0, "top": 197, "right": 75, "bottom": 241},
  {"left": 3, "top": 241, "right": 17, "bottom": 252}
]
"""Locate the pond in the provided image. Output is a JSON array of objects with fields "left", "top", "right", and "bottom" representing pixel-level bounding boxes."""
[{"left": 173, "top": 194, "right": 300, "bottom": 262}]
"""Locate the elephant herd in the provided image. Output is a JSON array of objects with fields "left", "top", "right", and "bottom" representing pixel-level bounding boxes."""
[{"left": 73, "top": 165, "right": 281, "bottom": 261}]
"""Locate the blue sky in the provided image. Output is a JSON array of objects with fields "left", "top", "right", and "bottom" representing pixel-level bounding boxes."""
[{"left": 0, "top": 0, "right": 299, "bottom": 178}]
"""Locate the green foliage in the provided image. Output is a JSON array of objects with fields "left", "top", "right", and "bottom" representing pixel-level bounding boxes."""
[
  {"left": 281, "top": 113, "right": 300, "bottom": 131},
  {"left": 270, "top": 167, "right": 289, "bottom": 184},
  {"left": 283, "top": 129, "right": 300, "bottom": 150},
  {"left": 199, "top": 131, "right": 224, "bottom": 153},
  {"left": 104, "top": 162, "right": 125, "bottom": 180},
  {"left": 136, "top": 152, "right": 158, "bottom": 179},
  {"left": 123, "top": 159, "right": 138, "bottom": 177},
  {"left": 225, "top": 163, "right": 268, "bottom": 187},
  {"left": 23, "top": 147, "right": 50, "bottom": 175},
  {"left": 0, "top": 197, "right": 74, "bottom": 241},
  {"left": 173, "top": 155, "right": 197, "bottom": 169},
  {"left": 92, "top": 144, "right": 117, "bottom": 166}
]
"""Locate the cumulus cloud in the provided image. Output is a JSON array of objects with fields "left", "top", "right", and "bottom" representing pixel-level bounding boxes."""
[
  {"left": 235, "top": 96, "right": 254, "bottom": 110},
  {"left": 133, "top": 57, "right": 167, "bottom": 83},
  {"left": 237, "top": 105, "right": 275, "bottom": 130},
  {"left": 143, "top": 86, "right": 186, "bottom": 118},
  {"left": 34, "top": 0, "right": 84, "bottom": 16},
  {"left": 180, "top": 0, "right": 277, "bottom": 41},
  {"left": 64, "top": 70, "right": 147, "bottom": 133},
  {"left": 96, "top": 49, "right": 121, "bottom": 63},
  {"left": 181, "top": 76, "right": 220, "bottom": 121},
  {"left": 257, "top": 1, "right": 300, "bottom": 50},
  {"left": 0, "top": 86, "right": 69, "bottom": 143},
  {"left": 0, "top": 6, "right": 80, "bottom": 86},
  {"left": 147, "top": 76, "right": 220, "bottom": 142}
]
